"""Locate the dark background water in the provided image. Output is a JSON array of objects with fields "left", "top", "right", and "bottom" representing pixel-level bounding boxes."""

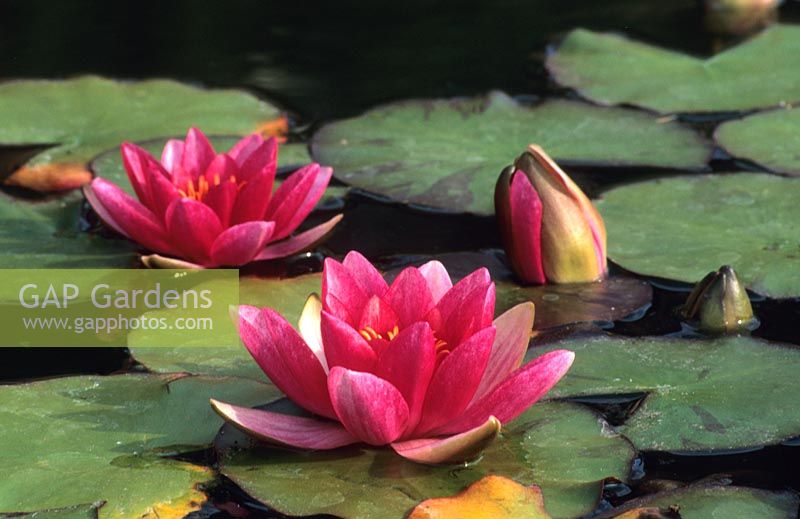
[{"left": 3, "top": 0, "right": 800, "bottom": 123}]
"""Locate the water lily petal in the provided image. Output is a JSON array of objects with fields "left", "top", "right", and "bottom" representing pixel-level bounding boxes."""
[
  {"left": 433, "top": 349, "right": 574, "bottom": 435},
  {"left": 343, "top": 250, "right": 389, "bottom": 298},
  {"left": 210, "top": 221, "right": 275, "bottom": 266},
  {"left": 254, "top": 214, "right": 343, "bottom": 261},
  {"left": 299, "top": 294, "right": 328, "bottom": 372},
  {"left": 165, "top": 198, "right": 224, "bottom": 265},
  {"left": 386, "top": 267, "right": 435, "bottom": 327},
  {"left": 203, "top": 181, "right": 238, "bottom": 228},
  {"left": 392, "top": 416, "right": 500, "bottom": 465},
  {"left": 320, "top": 310, "right": 377, "bottom": 372},
  {"left": 84, "top": 178, "right": 174, "bottom": 255},
  {"left": 120, "top": 142, "right": 155, "bottom": 208},
  {"left": 375, "top": 322, "right": 436, "bottom": 431},
  {"left": 357, "top": 295, "right": 399, "bottom": 336},
  {"left": 238, "top": 136, "right": 278, "bottom": 182},
  {"left": 415, "top": 326, "right": 496, "bottom": 435},
  {"left": 322, "top": 257, "right": 370, "bottom": 323},
  {"left": 182, "top": 127, "right": 216, "bottom": 179},
  {"left": 160, "top": 138, "right": 184, "bottom": 174},
  {"left": 431, "top": 278, "right": 493, "bottom": 349},
  {"left": 230, "top": 170, "right": 274, "bottom": 225},
  {"left": 229, "top": 134, "right": 263, "bottom": 168},
  {"left": 140, "top": 254, "right": 203, "bottom": 269},
  {"left": 472, "top": 302, "right": 535, "bottom": 403},
  {"left": 210, "top": 399, "right": 357, "bottom": 449},
  {"left": 508, "top": 171, "right": 546, "bottom": 284},
  {"left": 418, "top": 260, "right": 452, "bottom": 304},
  {"left": 143, "top": 162, "right": 181, "bottom": 220},
  {"left": 328, "top": 367, "right": 410, "bottom": 445},
  {"left": 265, "top": 163, "right": 333, "bottom": 240},
  {"left": 239, "top": 306, "right": 335, "bottom": 419}
]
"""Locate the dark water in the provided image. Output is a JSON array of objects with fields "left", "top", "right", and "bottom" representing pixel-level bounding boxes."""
[{"left": 3, "top": 1, "right": 800, "bottom": 517}]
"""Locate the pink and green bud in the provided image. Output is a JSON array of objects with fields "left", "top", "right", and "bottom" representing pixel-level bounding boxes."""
[{"left": 495, "top": 145, "right": 607, "bottom": 285}]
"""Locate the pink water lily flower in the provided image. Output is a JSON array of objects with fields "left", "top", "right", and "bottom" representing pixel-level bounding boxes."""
[
  {"left": 83, "top": 127, "right": 342, "bottom": 268},
  {"left": 211, "top": 251, "right": 574, "bottom": 465}
]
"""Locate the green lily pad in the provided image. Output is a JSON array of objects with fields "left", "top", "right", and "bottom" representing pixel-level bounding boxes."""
[
  {"left": 216, "top": 400, "right": 635, "bottom": 519},
  {"left": 546, "top": 25, "right": 800, "bottom": 114},
  {"left": 0, "top": 193, "right": 137, "bottom": 268},
  {"left": 0, "top": 76, "right": 281, "bottom": 192},
  {"left": 599, "top": 485, "right": 799, "bottom": 519},
  {"left": 130, "top": 274, "right": 322, "bottom": 379},
  {"left": 0, "top": 374, "right": 280, "bottom": 518},
  {"left": 311, "top": 92, "right": 710, "bottom": 214},
  {"left": 536, "top": 334, "right": 800, "bottom": 452},
  {"left": 715, "top": 108, "right": 800, "bottom": 176},
  {"left": 597, "top": 173, "right": 800, "bottom": 298}
]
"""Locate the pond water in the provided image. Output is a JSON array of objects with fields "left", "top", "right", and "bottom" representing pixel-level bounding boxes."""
[{"left": 2, "top": 1, "right": 800, "bottom": 518}]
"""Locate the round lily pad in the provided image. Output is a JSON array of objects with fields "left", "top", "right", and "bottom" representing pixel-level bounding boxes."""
[
  {"left": 0, "top": 76, "right": 281, "bottom": 192},
  {"left": 0, "top": 193, "right": 137, "bottom": 268},
  {"left": 715, "top": 108, "right": 800, "bottom": 175},
  {"left": 0, "top": 374, "right": 279, "bottom": 518},
  {"left": 311, "top": 92, "right": 710, "bottom": 214},
  {"left": 597, "top": 173, "right": 800, "bottom": 298},
  {"left": 216, "top": 400, "right": 635, "bottom": 519},
  {"left": 536, "top": 334, "right": 800, "bottom": 452},
  {"left": 546, "top": 25, "right": 800, "bottom": 114},
  {"left": 130, "top": 274, "right": 322, "bottom": 379},
  {"left": 599, "top": 485, "right": 799, "bottom": 519}
]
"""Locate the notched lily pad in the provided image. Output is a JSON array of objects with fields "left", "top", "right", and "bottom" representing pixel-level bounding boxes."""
[
  {"left": 312, "top": 92, "right": 710, "bottom": 214},
  {"left": 547, "top": 25, "right": 800, "bottom": 113},
  {"left": 0, "top": 76, "right": 281, "bottom": 192},
  {"left": 0, "top": 374, "right": 279, "bottom": 518},
  {"left": 715, "top": 107, "right": 800, "bottom": 176},
  {"left": 597, "top": 484, "right": 799, "bottom": 519},
  {"left": 215, "top": 400, "right": 635, "bottom": 519},
  {"left": 390, "top": 252, "right": 652, "bottom": 330},
  {"left": 536, "top": 334, "right": 800, "bottom": 452},
  {"left": 597, "top": 173, "right": 800, "bottom": 298}
]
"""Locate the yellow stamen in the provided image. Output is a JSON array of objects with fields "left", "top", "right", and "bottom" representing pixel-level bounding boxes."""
[
  {"left": 435, "top": 338, "right": 448, "bottom": 351},
  {"left": 386, "top": 325, "right": 400, "bottom": 341},
  {"left": 213, "top": 173, "right": 221, "bottom": 186}
]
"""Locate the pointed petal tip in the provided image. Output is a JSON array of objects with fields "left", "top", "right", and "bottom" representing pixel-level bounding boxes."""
[{"left": 392, "top": 416, "right": 501, "bottom": 465}]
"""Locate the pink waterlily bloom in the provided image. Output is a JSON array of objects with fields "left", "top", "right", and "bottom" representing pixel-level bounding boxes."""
[
  {"left": 83, "top": 127, "right": 342, "bottom": 268},
  {"left": 211, "top": 251, "right": 574, "bottom": 465}
]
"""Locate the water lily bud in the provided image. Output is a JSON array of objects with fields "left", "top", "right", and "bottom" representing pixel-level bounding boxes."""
[
  {"left": 704, "top": 0, "right": 781, "bottom": 36},
  {"left": 681, "top": 265, "right": 757, "bottom": 334},
  {"left": 495, "top": 144, "right": 607, "bottom": 285}
]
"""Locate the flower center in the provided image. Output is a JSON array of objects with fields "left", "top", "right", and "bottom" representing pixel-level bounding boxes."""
[
  {"left": 358, "top": 325, "right": 399, "bottom": 342},
  {"left": 178, "top": 174, "right": 244, "bottom": 201}
]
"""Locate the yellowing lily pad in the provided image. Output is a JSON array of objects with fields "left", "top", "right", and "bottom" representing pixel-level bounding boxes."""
[
  {"left": 311, "top": 92, "right": 710, "bottom": 214},
  {"left": 407, "top": 476, "right": 551, "bottom": 519},
  {"left": 0, "top": 76, "right": 281, "bottom": 192},
  {"left": 537, "top": 335, "right": 800, "bottom": 452},
  {"left": 715, "top": 107, "right": 800, "bottom": 175},
  {"left": 0, "top": 374, "right": 279, "bottom": 518},
  {"left": 216, "top": 400, "right": 635, "bottom": 519},
  {"left": 597, "top": 173, "right": 800, "bottom": 298},
  {"left": 598, "top": 485, "right": 799, "bottom": 519},
  {"left": 546, "top": 25, "right": 800, "bottom": 113},
  {"left": 0, "top": 193, "right": 137, "bottom": 268}
]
